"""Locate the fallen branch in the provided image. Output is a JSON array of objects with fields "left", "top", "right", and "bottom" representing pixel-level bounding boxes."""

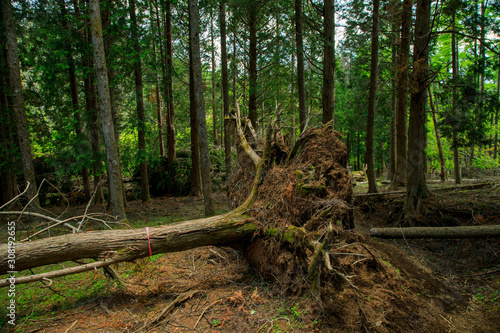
[
  {"left": 0, "top": 211, "right": 77, "bottom": 233},
  {"left": 193, "top": 298, "right": 222, "bottom": 329},
  {"left": 0, "top": 256, "right": 133, "bottom": 287},
  {"left": 355, "top": 182, "right": 494, "bottom": 198},
  {"left": 142, "top": 290, "right": 203, "bottom": 331},
  {"left": 370, "top": 224, "right": 500, "bottom": 239}
]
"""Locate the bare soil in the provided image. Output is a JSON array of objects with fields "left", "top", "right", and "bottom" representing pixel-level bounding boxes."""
[{"left": 3, "top": 182, "right": 499, "bottom": 333}]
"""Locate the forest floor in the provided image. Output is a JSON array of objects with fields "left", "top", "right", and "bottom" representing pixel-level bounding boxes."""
[{"left": 1, "top": 179, "right": 500, "bottom": 333}]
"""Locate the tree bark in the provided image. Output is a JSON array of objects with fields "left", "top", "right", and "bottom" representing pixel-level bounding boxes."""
[
  {"left": 370, "top": 225, "right": 500, "bottom": 239},
  {"left": 365, "top": 0, "right": 379, "bottom": 194},
  {"left": 405, "top": 0, "right": 431, "bottom": 221},
  {"left": 232, "top": 31, "right": 237, "bottom": 109},
  {"left": 163, "top": 0, "right": 176, "bottom": 164},
  {"left": 248, "top": 3, "right": 258, "bottom": 129},
  {"left": 189, "top": 0, "right": 215, "bottom": 216},
  {"left": 220, "top": 1, "right": 232, "bottom": 184},
  {"left": 189, "top": 36, "right": 202, "bottom": 197},
  {"left": 1, "top": 0, "right": 40, "bottom": 208},
  {"left": 90, "top": 0, "right": 126, "bottom": 220},
  {"left": 494, "top": 50, "right": 499, "bottom": 160},
  {"left": 392, "top": 0, "right": 411, "bottom": 189},
  {"left": 211, "top": 11, "right": 219, "bottom": 146},
  {"left": 81, "top": 0, "right": 105, "bottom": 204},
  {"left": 295, "top": 0, "right": 306, "bottom": 134},
  {"left": 429, "top": 85, "right": 446, "bottom": 182},
  {"left": 451, "top": 12, "right": 461, "bottom": 184},
  {"left": 130, "top": 0, "right": 150, "bottom": 202},
  {"left": 0, "top": 35, "right": 16, "bottom": 205},
  {"left": 322, "top": 0, "right": 335, "bottom": 125}
]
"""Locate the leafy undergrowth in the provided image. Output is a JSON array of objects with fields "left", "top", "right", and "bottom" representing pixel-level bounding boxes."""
[{"left": 1, "top": 185, "right": 500, "bottom": 332}]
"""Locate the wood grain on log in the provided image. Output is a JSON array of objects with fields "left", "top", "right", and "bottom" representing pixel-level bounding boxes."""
[{"left": 370, "top": 225, "right": 500, "bottom": 239}]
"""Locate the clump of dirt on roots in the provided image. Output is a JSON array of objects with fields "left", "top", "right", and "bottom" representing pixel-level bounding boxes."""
[{"left": 228, "top": 123, "right": 462, "bottom": 332}]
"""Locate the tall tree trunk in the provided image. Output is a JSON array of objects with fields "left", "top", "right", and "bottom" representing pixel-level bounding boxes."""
[
  {"left": 165, "top": 0, "right": 176, "bottom": 164},
  {"left": 153, "top": 0, "right": 165, "bottom": 157},
  {"left": 392, "top": 0, "right": 411, "bottom": 188},
  {"left": 59, "top": 0, "right": 92, "bottom": 202},
  {"left": 189, "top": 0, "right": 215, "bottom": 216},
  {"left": 322, "top": 0, "right": 335, "bottom": 125},
  {"left": 189, "top": 33, "right": 202, "bottom": 197},
  {"left": 0, "top": 46, "right": 16, "bottom": 205},
  {"left": 389, "top": 117, "right": 396, "bottom": 181},
  {"left": 494, "top": 50, "right": 499, "bottom": 160},
  {"left": 479, "top": 0, "right": 485, "bottom": 95},
  {"left": 211, "top": 11, "right": 219, "bottom": 146},
  {"left": 1, "top": 0, "right": 40, "bottom": 208},
  {"left": 89, "top": 0, "right": 127, "bottom": 220},
  {"left": 101, "top": 0, "right": 118, "bottom": 142},
  {"left": 232, "top": 31, "right": 237, "bottom": 109},
  {"left": 429, "top": 85, "right": 446, "bottom": 182},
  {"left": 130, "top": 0, "right": 150, "bottom": 202},
  {"left": 248, "top": 4, "right": 258, "bottom": 129},
  {"left": 83, "top": 9, "right": 104, "bottom": 204},
  {"left": 388, "top": 7, "right": 398, "bottom": 184},
  {"left": 451, "top": 12, "right": 461, "bottom": 184},
  {"left": 405, "top": 0, "right": 431, "bottom": 222},
  {"left": 220, "top": 1, "right": 232, "bottom": 184},
  {"left": 365, "top": 0, "right": 379, "bottom": 194},
  {"left": 295, "top": 0, "right": 306, "bottom": 134}
]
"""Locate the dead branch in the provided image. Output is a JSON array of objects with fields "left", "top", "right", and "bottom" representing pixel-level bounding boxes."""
[
  {"left": 0, "top": 183, "right": 30, "bottom": 210},
  {"left": 142, "top": 290, "right": 203, "bottom": 330},
  {"left": 0, "top": 211, "right": 77, "bottom": 233},
  {"left": 370, "top": 225, "right": 500, "bottom": 239},
  {"left": 235, "top": 103, "right": 261, "bottom": 166},
  {"left": 0, "top": 256, "right": 133, "bottom": 288}
]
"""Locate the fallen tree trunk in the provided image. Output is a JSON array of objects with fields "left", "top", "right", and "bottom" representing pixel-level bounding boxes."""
[
  {"left": 370, "top": 225, "right": 500, "bottom": 239},
  {"left": 0, "top": 213, "right": 256, "bottom": 275}
]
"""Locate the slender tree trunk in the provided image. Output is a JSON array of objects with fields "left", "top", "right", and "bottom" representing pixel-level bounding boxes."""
[
  {"left": 59, "top": 0, "right": 92, "bottom": 202},
  {"left": 357, "top": 131, "right": 360, "bottom": 171},
  {"left": 153, "top": 0, "right": 166, "bottom": 157},
  {"left": 451, "top": 12, "right": 461, "bottom": 184},
  {"left": 405, "top": 0, "right": 431, "bottom": 222},
  {"left": 130, "top": 0, "right": 150, "bottom": 202},
  {"left": 220, "top": 1, "right": 232, "bottom": 184},
  {"left": 295, "top": 0, "right": 306, "bottom": 134},
  {"left": 365, "top": 0, "right": 379, "bottom": 194},
  {"left": 89, "top": 0, "right": 126, "bottom": 220},
  {"left": 388, "top": 10, "right": 398, "bottom": 183},
  {"left": 165, "top": 0, "right": 175, "bottom": 163},
  {"left": 189, "top": 0, "right": 215, "bottom": 216},
  {"left": 494, "top": 50, "right": 499, "bottom": 160},
  {"left": 189, "top": 33, "right": 202, "bottom": 197},
  {"left": 392, "top": 0, "right": 411, "bottom": 188},
  {"left": 211, "top": 11, "right": 219, "bottom": 146},
  {"left": 2, "top": 0, "right": 40, "bottom": 208},
  {"left": 322, "top": 0, "right": 335, "bottom": 125},
  {"left": 479, "top": 0, "right": 485, "bottom": 95},
  {"left": 429, "top": 85, "right": 446, "bottom": 182},
  {"left": 232, "top": 32, "right": 237, "bottom": 109},
  {"left": 248, "top": 5, "right": 258, "bottom": 129},
  {"left": 83, "top": 11, "right": 104, "bottom": 204},
  {"left": 101, "top": 0, "right": 118, "bottom": 142},
  {"left": 0, "top": 46, "right": 16, "bottom": 204}
]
